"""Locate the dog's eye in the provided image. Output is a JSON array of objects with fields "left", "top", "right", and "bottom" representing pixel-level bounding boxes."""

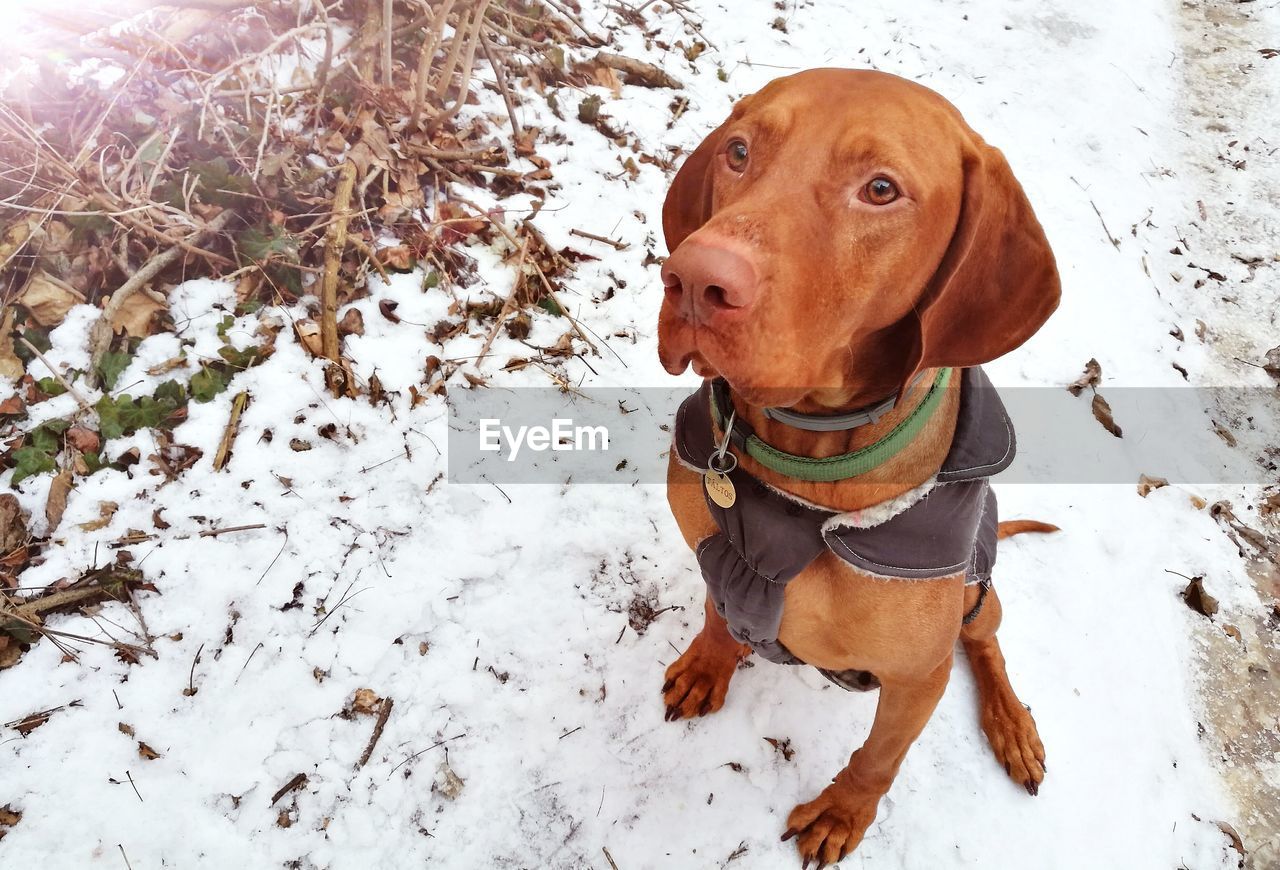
[
  {"left": 725, "top": 139, "right": 749, "bottom": 171},
  {"left": 863, "top": 177, "right": 899, "bottom": 205}
]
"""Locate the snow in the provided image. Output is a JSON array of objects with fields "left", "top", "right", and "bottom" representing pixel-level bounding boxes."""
[{"left": 3, "top": 0, "right": 1277, "bottom": 867}]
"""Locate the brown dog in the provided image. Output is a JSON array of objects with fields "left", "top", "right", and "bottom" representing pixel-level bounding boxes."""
[{"left": 658, "top": 69, "right": 1060, "bottom": 865}]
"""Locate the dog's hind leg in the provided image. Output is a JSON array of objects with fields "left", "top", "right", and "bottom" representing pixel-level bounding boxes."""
[
  {"left": 662, "top": 595, "right": 753, "bottom": 721},
  {"left": 960, "top": 583, "right": 1046, "bottom": 795}
]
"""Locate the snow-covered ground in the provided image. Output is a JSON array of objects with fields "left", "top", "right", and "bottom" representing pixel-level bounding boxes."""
[{"left": 3, "top": 0, "right": 1278, "bottom": 868}]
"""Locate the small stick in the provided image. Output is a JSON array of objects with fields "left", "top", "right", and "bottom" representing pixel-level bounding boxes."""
[
  {"left": 16, "top": 336, "right": 92, "bottom": 412},
  {"left": 213, "top": 391, "right": 249, "bottom": 471},
  {"left": 321, "top": 161, "right": 358, "bottom": 366},
  {"left": 118, "top": 845, "right": 134, "bottom": 870},
  {"left": 475, "top": 240, "right": 529, "bottom": 367},
  {"left": 198, "top": 523, "right": 267, "bottom": 538},
  {"left": 347, "top": 235, "right": 391, "bottom": 284},
  {"left": 381, "top": 0, "right": 393, "bottom": 88},
  {"left": 480, "top": 28, "right": 521, "bottom": 138},
  {"left": 570, "top": 228, "right": 629, "bottom": 250},
  {"left": 271, "top": 772, "right": 308, "bottom": 806},
  {"left": 125, "top": 770, "right": 143, "bottom": 802},
  {"left": 357, "top": 697, "right": 394, "bottom": 769},
  {"left": 593, "top": 52, "right": 682, "bottom": 89},
  {"left": 602, "top": 846, "right": 621, "bottom": 870}
]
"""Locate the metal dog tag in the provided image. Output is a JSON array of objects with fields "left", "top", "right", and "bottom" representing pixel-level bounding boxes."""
[{"left": 704, "top": 469, "right": 737, "bottom": 509}]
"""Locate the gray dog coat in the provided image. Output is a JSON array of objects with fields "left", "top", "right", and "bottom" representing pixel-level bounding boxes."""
[{"left": 673, "top": 367, "right": 1016, "bottom": 687}]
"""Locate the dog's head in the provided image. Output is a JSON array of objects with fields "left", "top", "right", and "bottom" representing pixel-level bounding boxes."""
[{"left": 658, "top": 68, "right": 1060, "bottom": 409}]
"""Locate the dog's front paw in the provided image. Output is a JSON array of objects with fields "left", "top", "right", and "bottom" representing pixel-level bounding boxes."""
[
  {"left": 782, "top": 780, "right": 880, "bottom": 867},
  {"left": 980, "top": 693, "right": 1046, "bottom": 796},
  {"left": 661, "top": 638, "right": 746, "bottom": 721}
]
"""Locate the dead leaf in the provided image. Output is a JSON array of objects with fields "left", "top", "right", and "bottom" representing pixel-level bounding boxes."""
[
  {"left": 375, "top": 245, "right": 416, "bottom": 272},
  {"left": 0, "top": 308, "right": 26, "bottom": 381},
  {"left": 763, "top": 736, "right": 795, "bottom": 762},
  {"left": 79, "top": 501, "right": 119, "bottom": 532},
  {"left": 378, "top": 300, "right": 401, "bottom": 324},
  {"left": 1211, "top": 420, "right": 1237, "bottom": 448},
  {"left": 66, "top": 427, "right": 100, "bottom": 454},
  {"left": 0, "top": 803, "right": 21, "bottom": 840},
  {"left": 352, "top": 688, "right": 381, "bottom": 715},
  {"left": 436, "top": 759, "right": 465, "bottom": 799},
  {"left": 1137, "top": 474, "right": 1167, "bottom": 497},
  {"left": 146, "top": 355, "right": 188, "bottom": 376},
  {"left": 1223, "top": 624, "right": 1242, "bottom": 643},
  {"left": 338, "top": 308, "right": 365, "bottom": 338},
  {"left": 1180, "top": 576, "right": 1219, "bottom": 618},
  {"left": 0, "top": 636, "right": 21, "bottom": 669},
  {"left": 45, "top": 468, "right": 72, "bottom": 532},
  {"left": 1264, "top": 346, "right": 1280, "bottom": 380},
  {"left": 289, "top": 439, "right": 312, "bottom": 452},
  {"left": 1260, "top": 492, "right": 1280, "bottom": 518},
  {"left": 1067, "top": 358, "right": 1102, "bottom": 396},
  {"left": 1091, "top": 393, "right": 1122, "bottom": 438},
  {"left": 463, "top": 372, "right": 487, "bottom": 388},
  {"left": 109, "top": 291, "right": 167, "bottom": 338},
  {"left": 137, "top": 741, "right": 161, "bottom": 760},
  {"left": 1189, "top": 494, "right": 1208, "bottom": 510},
  {"left": 118, "top": 722, "right": 136, "bottom": 737},
  {"left": 1216, "top": 820, "right": 1245, "bottom": 857},
  {"left": 19, "top": 270, "right": 83, "bottom": 327},
  {"left": 294, "top": 320, "right": 322, "bottom": 357}
]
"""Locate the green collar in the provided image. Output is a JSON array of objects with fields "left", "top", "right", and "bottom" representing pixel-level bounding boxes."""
[{"left": 709, "top": 368, "right": 953, "bottom": 483}]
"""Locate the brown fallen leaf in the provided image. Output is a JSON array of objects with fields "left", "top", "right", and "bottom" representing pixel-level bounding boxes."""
[
  {"left": 118, "top": 722, "right": 136, "bottom": 737},
  {"left": 137, "top": 741, "right": 161, "bottom": 760},
  {"left": 1211, "top": 420, "right": 1237, "bottom": 448},
  {"left": 0, "top": 803, "right": 21, "bottom": 840},
  {"left": 1189, "top": 494, "right": 1208, "bottom": 510},
  {"left": 109, "top": 291, "right": 167, "bottom": 338},
  {"left": 45, "top": 468, "right": 73, "bottom": 532},
  {"left": 0, "top": 636, "right": 20, "bottom": 669},
  {"left": 294, "top": 320, "right": 322, "bottom": 357},
  {"left": 1264, "top": 346, "right": 1280, "bottom": 380},
  {"left": 0, "top": 308, "right": 26, "bottom": 381},
  {"left": 1180, "top": 576, "right": 1218, "bottom": 618},
  {"left": 1067, "top": 358, "right": 1102, "bottom": 396},
  {"left": 66, "top": 426, "right": 100, "bottom": 454},
  {"left": 1137, "top": 474, "right": 1168, "bottom": 497},
  {"left": 79, "top": 501, "right": 119, "bottom": 532},
  {"left": 1216, "top": 820, "right": 1245, "bottom": 857},
  {"left": 1092, "top": 393, "right": 1123, "bottom": 438},
  {"left": 764, "top": 736, "right": 796, "bottom": 762},
  {"left": 436, "top": 759, "right": 465, "bottom": 799},
  {"left": 378, "top": 300, "right": 402, "bottom": 324},
  {"left": 19, "top": 270, "right": 83, "bottom": 327},
  {"left": 375, "top": 245, "right": 417, "bottom": 272},
  {"left": 338, "top": 308, "right": 365, "bottom": 338},
  {"left": 352, "top": 688, "right": 381, "bottom": 715},
  {"left": 0, "top": 396, "right": 25, "bottom": 416}
]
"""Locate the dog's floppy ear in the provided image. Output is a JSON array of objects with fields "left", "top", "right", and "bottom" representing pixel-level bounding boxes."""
[
  {"left": 662, "top": 123, "right": 728, "bottom": 253},
  {"left": 898, "top": 140, "right": 1060, "bottom": 393}
]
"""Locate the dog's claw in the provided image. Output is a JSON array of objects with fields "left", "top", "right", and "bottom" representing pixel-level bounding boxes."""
[
  {"left": 781, "top": 828, "right": 798, "bottom": 843},
  {"left": 1024, "top": 779, "right": 1039, "bottom": 797},
  {"left": 664, "top": 705, "right": 677, "bottom": 722},
  {"left": 698, "top": 698, "right": 712, "bottom": 716},
  {"left": 661, "top": 678, "right": 674, "bottom": 694}
]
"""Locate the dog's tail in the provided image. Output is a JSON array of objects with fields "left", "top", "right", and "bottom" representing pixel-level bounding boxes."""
[{"left": 997, "top": 520, "right": 1060, "bottom": 540}]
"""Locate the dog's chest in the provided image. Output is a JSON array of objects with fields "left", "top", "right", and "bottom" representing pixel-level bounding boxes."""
[{"left": 671, "top": 368, "right": 1014, "bottom": 675}]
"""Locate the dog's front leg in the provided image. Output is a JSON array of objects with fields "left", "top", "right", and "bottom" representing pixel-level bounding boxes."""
[
  {"left": 662, "top": 595, "right": 753, "bottom": 720},
  {"left": 784, "top": 656, "right": 952, "bottom": 866}
]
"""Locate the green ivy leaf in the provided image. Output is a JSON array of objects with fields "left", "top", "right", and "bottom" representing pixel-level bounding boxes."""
[
  {"left": 154, "top": 380, "right": 187, "bottom": 406},
  {"left": 37, "top": 376, "right": 67, "bottom": 397},
  {"left": 218, "top": 344, "right": 261, "bottom": 370},
  {"left": 96, "top": 351, "right": 132, "bottom": 390},
  {"left": 10, "top": 445, "right": 55, "bottom": 484},
  {"left": 423, "top": 271, "right": 440, "bottom": 290},
  {"left": 537, "top": 297, "right": 564, "bottom": 317},
  {"left": 96, "top": 394, "right": 129, "bottom": 440},
  {"left": 29, "top": 419, "right": 70, "bottom": 454},
  {"left": 216, "top": 314, "right": 235, "bottom": 338},
  {"left": 14, "top": 328, "right": 50, "bottom": 364},
  {"left": 190, "top": 367, "right": 229, "bottom": 403}
]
